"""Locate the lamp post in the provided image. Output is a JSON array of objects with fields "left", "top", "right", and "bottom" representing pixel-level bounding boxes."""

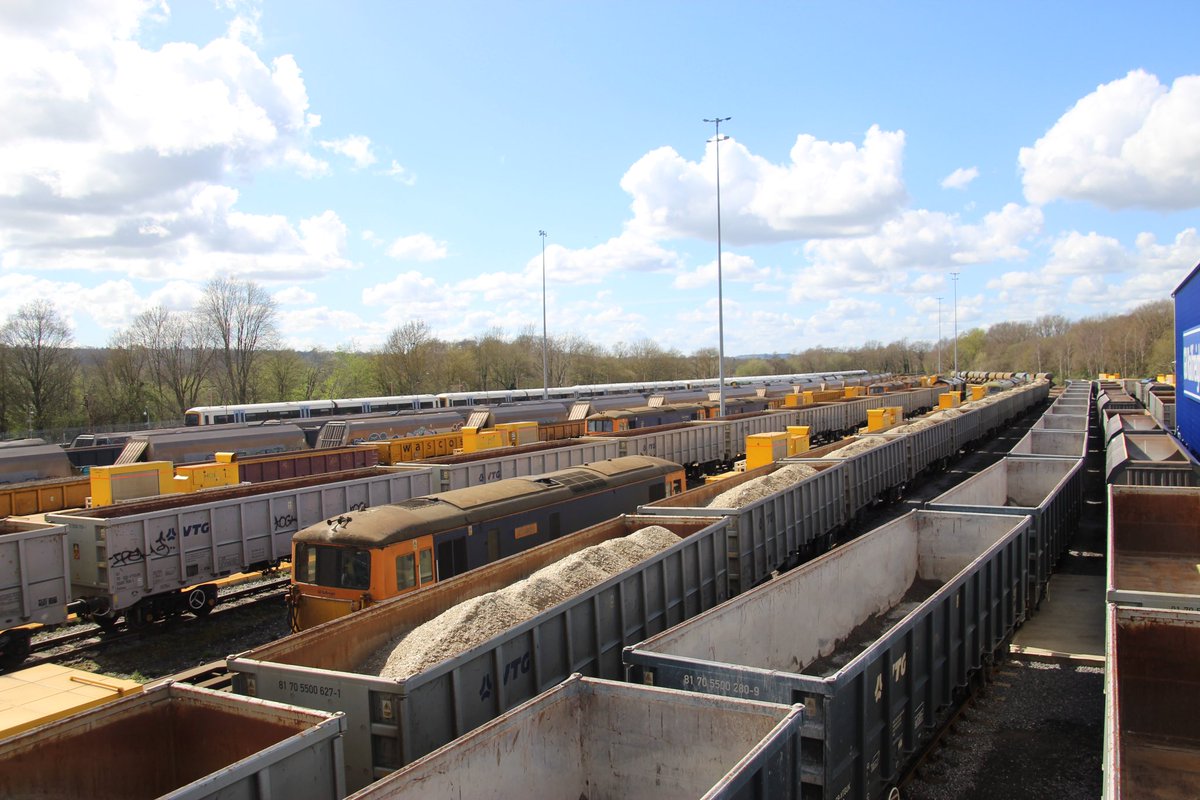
[
  {"left": 704, "top": 116, "right": 730, "bottom": 417},
  {"left": 539, "top": 230, "right": 548, "bottom": 400},
  {"left": 950, "top": 273, "right": 960, "bottom": 376},
  {"left": 936, "top": 296, "right": 943, "bottom": 376}
]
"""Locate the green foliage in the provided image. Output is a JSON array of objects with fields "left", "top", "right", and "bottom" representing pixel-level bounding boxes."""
[{"left": 20, "top": 295, "right": 1179, "bottom": 434}]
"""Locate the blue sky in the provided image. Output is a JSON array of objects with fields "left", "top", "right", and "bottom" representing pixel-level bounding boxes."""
[{"left": 2, "top": 1, "right": 1198, "bottom": 356}]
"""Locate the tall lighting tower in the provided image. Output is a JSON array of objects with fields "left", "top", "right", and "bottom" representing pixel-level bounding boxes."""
[
  {"left": 704, "top": 116, "right": 730, "bottom": 417},
  {"left": 936, "top": 296, "right": 943, "bottom": 375},
  {"left": 950, "top": 272, "right": 960, "bottom": 376},
  {"left": 539, "top": 230, "right": 548, "bottom": 400}
]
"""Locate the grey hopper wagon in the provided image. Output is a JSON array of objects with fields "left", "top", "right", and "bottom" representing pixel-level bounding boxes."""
[
  {"left": 1032, "top": 412, "right": 1088, "bottom": 432},
  {"left": 1105, "top": 432, "right": 1200, "bottom": 487},
  {"left": 1104, "top": 411, "right": 1163, "bottom": 442},
  {"left": 116, "top": 424, "right": 309, "bottom": 465},
  {"left": 314, "top": 410, "right": 469, "bottom": 449},
  {"left": 346, "top": 675, "right": 805, "bottom": 800},
  {"left": 0, "top": 441, "right": 73, "bottom": 484},
  {"left": 689, "top": 409, "right": 812, "bottom": 467},
  {"left": 0, "top": 519, "right": 70, "bottom": 668},
  {"left": 229, "top": 514, "right": 732, "bottom": 791},
  {"left": 588, "top": 419, "right": 728, "bottom": 477},
  {"left": 397, "top": 436, "right": 622, "bottom": 492},
  {"left": 1146, "top": 389, "right": 1176, "bottom": 431},
  {"left": 925, "top": 454, "right": 1084, "bottom": 615},
  {"left": 863, "top": 416, "right": 957, "bottom": 481},
  {"left": 789, "top": 402, "right": 852, "bottom": 443},
  {"left": 786, "top": 434, "right": 909, "bottom": 520},
  {"left": 1046, "top": 400, "right": 1090, "bottom": 415},
  {"left": 1008, "top": 428, "right": 1088, "bottom": 459},
  {"left": 0, "top": 682, "right": 347, "bottom": 800},
  {"left": 624, "top": 510, "right": 1032, "bottom": 800},
  {"left": 637, "top": 460, "right": 848, "bottom": 594}
]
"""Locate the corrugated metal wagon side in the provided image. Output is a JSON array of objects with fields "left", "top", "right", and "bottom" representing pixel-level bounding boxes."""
[
  {"left": 787, "top": 435, "right": 909, "bottom": 520},
  {"left": 638, "top": 460, "right": 847, "bottom": 594},
  {"left": 346, "top": 675, "right": 805, "bottom": 800},
  {"left": 229, "top": 514, "right": 731, "bottom": 791},
  {"left": 866, "top": 418, "right": 956, "bottom": 482},
  {"left": 625, "top": 510, "right": 1031, "bottom": 800}
]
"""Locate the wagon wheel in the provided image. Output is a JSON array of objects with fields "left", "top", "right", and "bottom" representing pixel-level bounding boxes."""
[
  {"left": 186, "top": 587, "right": 215, "bottom": 617},
  {"left": 124, "top": 603, "right": 154, "bottom": 632},
  {"left": 93, "top": 613, "right": 119, "bottom": 631},
  {"left": 0, "top": 630, "right": 32, "bottom": 671}
]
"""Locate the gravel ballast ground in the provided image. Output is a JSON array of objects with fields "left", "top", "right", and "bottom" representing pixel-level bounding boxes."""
[{"left": 902, "top": 659, "right": 1104, "bottom": 799}]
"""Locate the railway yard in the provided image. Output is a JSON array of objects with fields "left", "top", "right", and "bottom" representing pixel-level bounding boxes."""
[{"left": 0, "top": 372, "right": 1196, "bottom": 799}]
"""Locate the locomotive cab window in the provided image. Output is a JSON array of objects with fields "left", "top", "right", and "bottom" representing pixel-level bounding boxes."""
[
  {"left": 396, "top": 553, "right": 417, "bottom": 591},
  {"left": 295, "top": 544, "right": 371, "bottom": 590},
  {"left": 419, "top": 549, "right": 434, "bottom": 585},
  {"left": 587, "top": 419, "right": 613, "bottom": 433}
]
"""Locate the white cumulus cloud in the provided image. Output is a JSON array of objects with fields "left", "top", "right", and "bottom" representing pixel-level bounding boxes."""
[
  {"left": 0, "top": 1, "right": 353, "bottom": 291},
  {"left": 382, "top": 160, "right": 416, "bottom": 185},
  {"left": 941, "top": 167, "right": 979, "bottom": 190},
  {"left": 672, "top": 252, "right": 771, "bottom": 290},
  {"left": 320, "top": 134, "right": 376, "bottom": 168},
  {"left": 1019, "top": 70, "right": 1200, "bottom": 209},
  {"left": 274, "top": 286, "right": 317, "bottom": 305},
  {"left": 528, "top": 232, "right": 682, "bottom": 286},
  {"left": 621, "top": 126, "right": 907, "bottom": 244},
  {"left": 386, "top": 233, "right": 448, "bottom": 262}
]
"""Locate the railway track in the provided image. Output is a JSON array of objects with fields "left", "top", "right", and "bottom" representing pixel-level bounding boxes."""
[{"left": 22, "top": 575, "right": 291, "bottom": 670}]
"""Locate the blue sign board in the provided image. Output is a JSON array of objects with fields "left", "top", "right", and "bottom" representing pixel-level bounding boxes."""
[
  {"left": 1175, "top": 264, "right": 1200, "bottom": 458},
  {"left": 1185, "top": 324, "right": 1200, "bottom": 404}
]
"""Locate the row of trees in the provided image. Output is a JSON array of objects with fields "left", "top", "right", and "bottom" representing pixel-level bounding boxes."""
[{"left": 0, "top": 278, "right": 1177, "bottom": 439}]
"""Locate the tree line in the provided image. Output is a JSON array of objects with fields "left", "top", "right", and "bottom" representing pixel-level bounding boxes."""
[{"left": 0, "top": 277, "right": 1177, "bottom": 440}]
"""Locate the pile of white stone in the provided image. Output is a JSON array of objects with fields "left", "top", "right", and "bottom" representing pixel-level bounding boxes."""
[
  {"left": 826, "top": 437, "right": 887, "bottom": 458},
  {"left": 366, "top": 526, "right": 682, "bottom": 680},
  {"left": 707, "top": 463, "right": 820, "bottom": 508}
]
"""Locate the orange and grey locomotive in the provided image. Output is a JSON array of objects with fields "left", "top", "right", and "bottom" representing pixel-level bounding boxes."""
[{"left": 286, "top": 455, "right": 686, "bottom": 630}]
